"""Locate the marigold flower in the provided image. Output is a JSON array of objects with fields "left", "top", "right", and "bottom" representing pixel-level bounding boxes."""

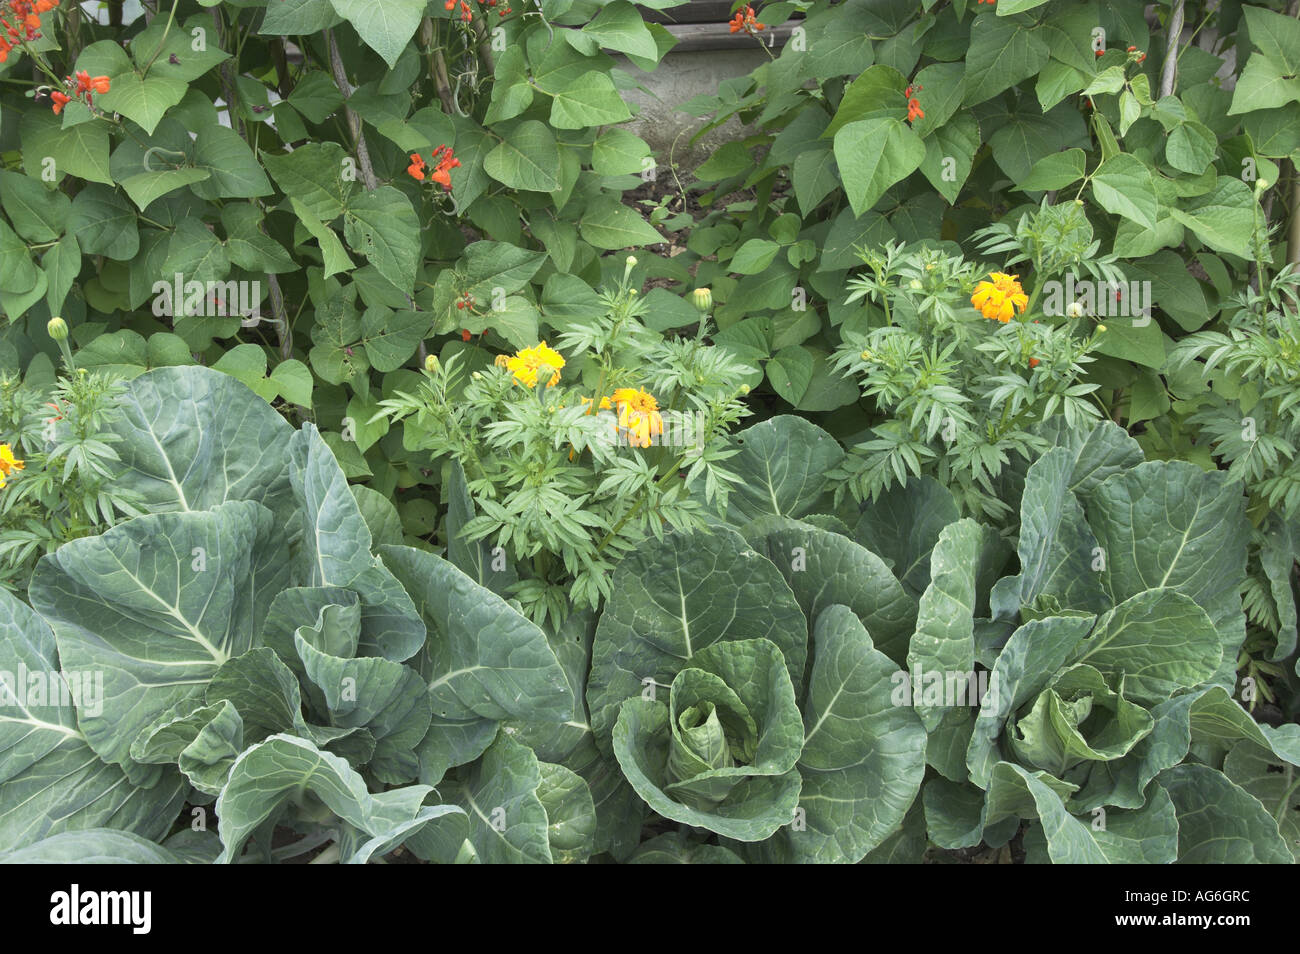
[
  {"left": 971, "top": 272, "right": 1029, "bottom": 323},
  {"left": 610, "top": 387, "right": 664, "bottom": 448},
  {"left": 502, "top": 341, "right": 565, "bottom": 387},
  {"left": 1029, "top": 357, "right": 1040, "bottom": 368},
  {"left": 0, "top": 443, "right": 24, "bottom": 488}
]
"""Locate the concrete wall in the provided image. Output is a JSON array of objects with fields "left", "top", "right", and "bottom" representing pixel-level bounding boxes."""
[{"left": 616, "top": 48, "right": 769, "bottom": 171}]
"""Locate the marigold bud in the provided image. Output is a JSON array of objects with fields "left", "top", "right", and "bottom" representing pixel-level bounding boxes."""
[
  {"left": 472, "top": 371, "right": 483, "bottom": 380},
  {"left": 860, "top": 349, "right": 873, "bottom": 361},
  {"left": 626, "top": 255, "right": 637, "bottom": 268},
  {"left": 1097, "top": 324, "right": 1107, "bottom": 332},
  {"left": 908, "top": 279, "right": 923, "bottom": 290},
  {"left": 739, "top": 384, "right": 750, "bottom": 396},
  {"left": 1066, "top": 302, "right": 1085, "bottom": 318},
  {"left": 692, "top": 287, "right": 713, "bottom": 313},
  {"left": 47, "top": 316, "right": 68, "bottom": 340},
  {"left": 425, "top": 354, "right": 439, "bottom": 373}
]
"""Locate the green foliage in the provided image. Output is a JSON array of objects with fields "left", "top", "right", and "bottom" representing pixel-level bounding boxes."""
[
  {"left": 0, "top": 363, "right": 140, "bottom": 590},
  {"left": 0, "top": 0, "right": 1296, "bottom": 865},
  {"left": 829, "top": 237, "right": 1106, "bottom": 518},
  {"left": 0, "top": 0, "right": 691, "bottom": 519},
  {"left": 377, "top": 264, "right": 754, "bottom": 625}
]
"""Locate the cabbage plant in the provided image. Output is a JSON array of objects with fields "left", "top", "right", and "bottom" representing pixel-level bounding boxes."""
[{"left": 1, "top": 375, "right": 1296, "bottom": 863}]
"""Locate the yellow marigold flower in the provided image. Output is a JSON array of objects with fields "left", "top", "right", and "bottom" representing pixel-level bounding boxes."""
[
  {"left": 611, "top": 387, "right": 664, "bottom": 448},
  {"left": 0, "top": 443, "right": 24, "bottom": 488},
  {"left": 971, "top": 272, "right": 1029, "bottom": 323},
  {"left": 501, "top": 341, "right": 565, "bottom": 387}
]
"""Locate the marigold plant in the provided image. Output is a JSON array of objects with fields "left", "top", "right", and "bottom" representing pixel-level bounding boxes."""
[
  {"left": 832, "top": 239, "right": 1106, "bottom": 519},
  {"left": 377, "top": 267, "right": 754, "bottom": 624}
]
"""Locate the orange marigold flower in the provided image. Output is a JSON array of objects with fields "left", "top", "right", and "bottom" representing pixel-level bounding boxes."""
[
  {"left": 502, "top": 341, "right": 565, "bottom": 388},
  {"left": 580, "top": 394, "right": 613, "bottom": 414},
  {"left": 971, "top": 272, "right": 1029, "bottom": 323},
  {"left": 610, "top": 387, "right": 664, "bottom": 448},
  {"left": 1029, "top": 357, "right": 1040, "bottom": 368},
  {"left": 0, "top": 443, "right": 24, "bottom": 488}
]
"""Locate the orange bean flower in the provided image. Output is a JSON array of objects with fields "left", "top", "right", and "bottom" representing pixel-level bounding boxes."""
[{"left": 728, "top": 5, "right": 764, "bottom": 34}]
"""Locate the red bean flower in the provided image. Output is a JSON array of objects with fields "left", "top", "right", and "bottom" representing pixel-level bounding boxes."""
[{"left": 728, "top": 5, "right": 764, "bottom": 34}]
